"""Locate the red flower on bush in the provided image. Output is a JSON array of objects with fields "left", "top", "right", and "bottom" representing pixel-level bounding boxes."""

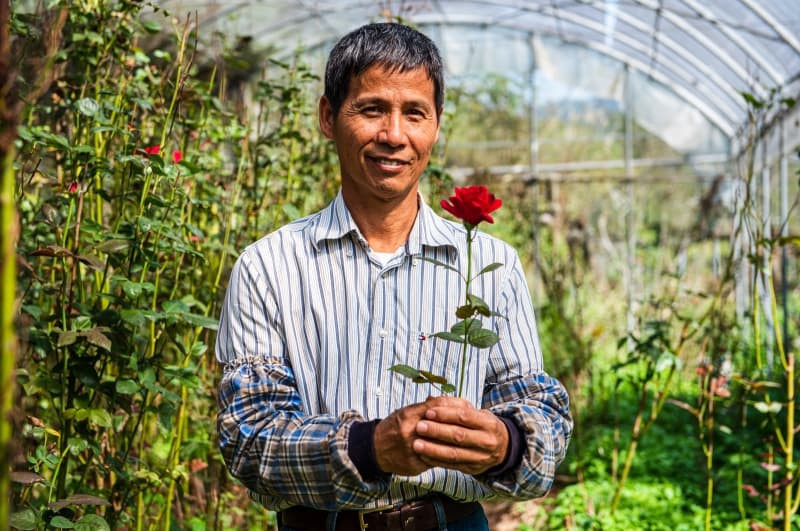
[
  {"left": 67, "top": 181, "right": 79, "bottom": 194},
  {"left": 441, "top": 185, "right": 502, "bottom": 226},
  {"left": 144, "top": 144, "right": 160, "bottom": 156},
  {"left": 172, "top": 149, "right": 182, "bottom": 163}
]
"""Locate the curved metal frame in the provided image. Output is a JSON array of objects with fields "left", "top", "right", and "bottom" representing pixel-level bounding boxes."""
[
  {"left": 175, "top": 0, "right": 800, "bottom": 139},
  {"left": 294, "top": 11, "right": 741, "bottom": 136},
  {"left": 410, "top": 7, "right": 745, "bottom": 131}
]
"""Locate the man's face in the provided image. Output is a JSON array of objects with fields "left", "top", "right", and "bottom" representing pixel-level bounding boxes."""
[{"left": 319, "top": 64, "right": 440, "bottom": 205}]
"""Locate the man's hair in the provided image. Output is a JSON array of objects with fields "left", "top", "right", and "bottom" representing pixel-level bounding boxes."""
[{"left": 324, "top": 23, "right": 444, "bottom": 118}]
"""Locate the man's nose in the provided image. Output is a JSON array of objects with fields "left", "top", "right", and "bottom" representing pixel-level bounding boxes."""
[{"left": 376, "top": 112, "right": 405, "bottom": 146}]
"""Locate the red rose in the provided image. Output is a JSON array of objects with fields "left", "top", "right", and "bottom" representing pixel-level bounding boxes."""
[
  {"left": 144, "top": 144, "right": 160, "bottom": 156},
  {"left": 440, "top": 185, "right": 502, "bottom": 226},
  {"left": 172, "top": 149, "right": 183, "bottom": 163}
]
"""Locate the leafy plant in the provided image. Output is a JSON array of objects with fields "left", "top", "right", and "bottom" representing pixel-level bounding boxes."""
[{"left": 9, "top": 1, "right": 336, "bottom": 528}]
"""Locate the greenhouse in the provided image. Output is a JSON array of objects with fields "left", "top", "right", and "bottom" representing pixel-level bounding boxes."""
[{"left": 1, "top": 0, "right": 798, "bottom": 529}]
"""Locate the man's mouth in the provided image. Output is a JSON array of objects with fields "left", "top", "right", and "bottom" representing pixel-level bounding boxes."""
[{"left": 368, "top": 155, "right": 409, "bottom": 168}]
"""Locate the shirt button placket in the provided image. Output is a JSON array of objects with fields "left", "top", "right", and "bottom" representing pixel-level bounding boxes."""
[{"left": 368, "top": 264, "right": 388, "bottom": 418}]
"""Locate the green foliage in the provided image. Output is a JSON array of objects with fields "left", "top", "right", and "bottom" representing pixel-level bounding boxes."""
[
  {"left": 546, "top": 479, "right": 716, "bottom": 531},
  {"left": 554, "top": 382, "right": 788, "bottom": 529},
  {"left": 11, "top": 0, "right": 335, "bottom": 527},
  {"left": 7, "top": 2, "right": 799, "bottom": 529}
]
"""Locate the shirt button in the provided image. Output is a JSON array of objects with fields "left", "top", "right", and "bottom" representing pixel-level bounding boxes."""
[
  {"left": 375, "top": 387, "right": 382, "bottom": 396},
  {"left": 379, "top": 329, "right": 388, "bottom": 338}
]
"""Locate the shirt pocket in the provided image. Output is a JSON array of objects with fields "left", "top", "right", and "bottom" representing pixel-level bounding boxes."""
[{"left": 413, "top": 324, "right": 463, "bottom": 392}]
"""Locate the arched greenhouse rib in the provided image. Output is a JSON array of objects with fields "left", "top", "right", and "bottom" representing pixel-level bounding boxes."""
[{"left": 164, "top": 0, "right": 800, "bottom": 142}]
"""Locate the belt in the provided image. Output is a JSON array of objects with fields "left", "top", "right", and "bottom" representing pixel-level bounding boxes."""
[{"left": 278, "top": 496, "right": 481, "bottom": 531}]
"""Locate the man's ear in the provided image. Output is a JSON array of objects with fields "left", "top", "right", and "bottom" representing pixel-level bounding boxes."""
[
  {"left": 434, "top": 106, "right": 443, "bottom": 143},
  {"left": 319, "top": 96, "right": 335, "bottom": 139}
]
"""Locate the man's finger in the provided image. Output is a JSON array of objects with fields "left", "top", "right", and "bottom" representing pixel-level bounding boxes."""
[
  {"left": 413, "top": 439, "right": 497, "bottom": 472},
  {"left": 415, "top": 419, "right": 496, "bottom": 449},
  {"left": 423, "top": 406, "right": 496, "bottom": 430},
  {"left": 423, "top": 395, "right": 475, "bottom": 409}
]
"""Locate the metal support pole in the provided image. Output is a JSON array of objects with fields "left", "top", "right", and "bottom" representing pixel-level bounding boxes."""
[
  {"left": 624, "top": 64, "right": 636, "bottom": 347},
  {"left": 733, "top": 142, "right": 747, "bottom": 322},
  {"left": 528, "top": 32, "right": 541, "bottom": 296},
  {"left": 761, "top": 140, "right": 774, "bottom": 369},
  {"left": 528, "top": 33, "right": 538, "bottom": 181},
  {"left": 779, "top": 117, "right": 790, "bottom": 352}
]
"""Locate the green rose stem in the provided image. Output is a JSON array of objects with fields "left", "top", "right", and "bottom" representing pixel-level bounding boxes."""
[{"left": 457, "top": 225, "right": 474, "bottom": 398}]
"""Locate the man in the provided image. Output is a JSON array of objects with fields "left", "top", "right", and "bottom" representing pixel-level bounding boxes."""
[{"left": 216, "top": 22, "right": 572, "bottom": 531}]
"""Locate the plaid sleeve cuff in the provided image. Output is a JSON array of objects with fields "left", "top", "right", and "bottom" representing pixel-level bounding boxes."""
[{"left": 348, "top": 419, "right": 389, "bottom": 481}]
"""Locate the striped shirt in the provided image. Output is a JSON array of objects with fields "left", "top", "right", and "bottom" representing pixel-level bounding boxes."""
[{"left": 216, "top": 191, "right": 572, "bottom": 511}]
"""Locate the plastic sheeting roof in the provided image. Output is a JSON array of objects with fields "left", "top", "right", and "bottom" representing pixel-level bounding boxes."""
[{"left": 160, "top": 1, "right": 800, "bottom": 142}]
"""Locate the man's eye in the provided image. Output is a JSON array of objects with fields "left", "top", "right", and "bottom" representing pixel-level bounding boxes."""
[{"left": 362, "top": 106, "right": 381, "bottom": 116}]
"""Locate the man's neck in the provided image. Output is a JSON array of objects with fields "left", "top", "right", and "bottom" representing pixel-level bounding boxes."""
[{"left": 342, "top": 189, "right": 419, "bottom": 253}]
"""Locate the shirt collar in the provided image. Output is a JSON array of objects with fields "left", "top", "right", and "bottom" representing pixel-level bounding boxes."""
[
  {"left": 311, "top": 190, "right": 364, "bottom": 250},
  {"left": 312, "top": 189, "right": 458, "bottom": 255},
  {"left": 407, "top": 195, "right": 458, "bottom": 255}
]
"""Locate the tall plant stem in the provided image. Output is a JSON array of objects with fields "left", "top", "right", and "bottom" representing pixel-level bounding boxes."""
[
  {"left": 137, "top": 490, "right": 144, "bottom": 531},
  {"left": 735, "top": 387, "right": 749, "bottom": 521},
  {"left": 767, "top": 442, "right": 775, "bottom": 522},
  {"left": 784, "top": 353, "right": 794, "bottom": 531},
  {"left": 611, "top": 365, "right": 676, "bottom": 513},
  {"left": 457, "top": 228, "right": 473, "bottom": 398},
  {"left": 704, "top": 395, "right": 715, "bottom": 531},
  {"left": 0, "top": 142, "right": 17, "bottom": 531},
  {"left": 611, "top": 384, "right": 646, "bottom": 512},
  {"left": 770, "top": 273, "right": 794, "bottom": 529},
  {"left": 2, "top": 4, "right": 25, "bottom": 523},
  {"left": 161, "top": 380, "right": 191, "bottom": 530},
  {"left": 159, "top": 18, "right": 191, "bottom": 150},
  {"left": 138, "top": 18, "right": 192, "bottom": 218},
  {"left": 160, "top": 331, "right": 202, "bottom": 529}
]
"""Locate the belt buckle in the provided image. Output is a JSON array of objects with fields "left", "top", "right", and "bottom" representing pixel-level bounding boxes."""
[{"left": 357, "top": 503, "right": 394, "bottom": 530}]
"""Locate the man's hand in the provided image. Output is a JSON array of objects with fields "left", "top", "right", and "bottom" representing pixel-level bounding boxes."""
[
  {"left": 412, "top": 397, "right": 509, "bottom": 475},
  {"left": 373, "top": 396, "right": 510, "bottom": 476},
  {"left": 373, "top": 400, "right": 434, "bottom": 476}
]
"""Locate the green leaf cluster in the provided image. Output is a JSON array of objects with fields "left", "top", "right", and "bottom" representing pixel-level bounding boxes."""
[
  {"left": 433, "top": 316, "right": 499, "bottom": 349},
  {"left": 388, "top": 365, "right": 456, "bottom": 394}
]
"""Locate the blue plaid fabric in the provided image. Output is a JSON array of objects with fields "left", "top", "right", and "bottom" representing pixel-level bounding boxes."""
[{"left": 216, "top": 191, "right": 572, "bottom": 511}]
